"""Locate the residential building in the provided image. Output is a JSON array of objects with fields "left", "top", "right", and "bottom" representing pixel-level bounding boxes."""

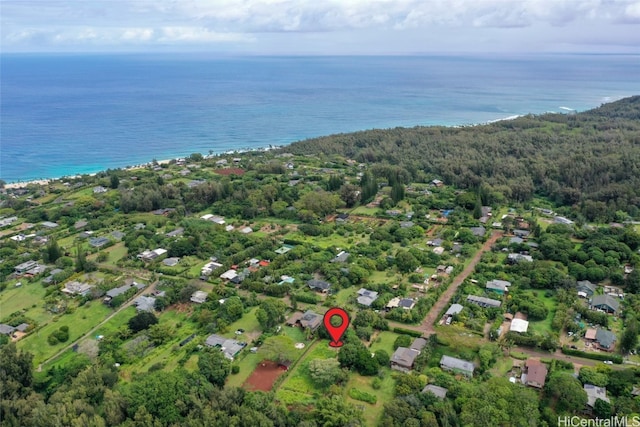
[
  {"left": 466, "top": 295, "right": 501, "bottom": 308},
  {"left": 584, "top": 384, "right": 610, "bottom": 408},
  {"left": 201, "top": 261, "right": 223, "bottom": 276},
  {"left": 299, "top": 310, "right": 323, "bottom": 331},
  {"left": 331, "top": 251, "right": 350, "bottom": 263},
  {"left": 163, "top": 257, "right": 180, "bottom": 267},
  {"left": 133, "top": 296, "right": 156, "bottom": 312},
  {"left": 205, "top": 334, "right": 246, "bottom": 360},
  {"left": 356, "top": 288, "right": 379, "bottom": 307},
  {"left": 89, "top": 237, "right": 110, "bottom": 248},
  {"left": 93, "top": 186, "right": 107, "bottom": 194},
  {"left": 165, "top": 227, "right": 184, "bottom": 237},
  {"left": 391, "top": 347, "right": 421, "bottom": 372},
  {"left": 104, "top": 281, "right": 145, "bottom": 302},
  {"left": 41, "top": 221, "right": 59, "bottom": 228},
  {"left": 445, "top": 304, "right": 463, "bottom": 323},
  {"left": 507, "top": 253, "right": 534, "bottom": 263},
  {"left": 513, "top": 229, "right": 530, "bottom": 238},
  {"left": 469, "top": 226, "right": 486, "bottom": 237},
  {"left": 523, "top": 359, "right": 548, "bottom": 389},
  {"left": 439, "top": 355, "right": 474, "bottom": 377},
  {"left": 62, "top": 281, "right": 93, "bottom": 296},
  {"left": 190, "top": 291, "right": 208, "bottom": 304},
  {"left": 577, "top": 281, "right": 597, "bottom": 298},
  {"left": 486, "top": 279, "right": 511, "bottom": 294},
  {"left": 510, "top": 318, "right": 529, "bottom": 333},
  {"left": 137, "top": 248, "right": 168, "bottom": 261},
  {"left": 422, "top": 385, "right": 448, "bottom": 399},
  {"left": 307, "top": 279, "right": 331, "bottom": 293},
  {"left": 591, "top": 295, "right": 620, "bottom": 314},
  {"left": 0, "top": 324, "right": 16, "bottom": 335},
  {"left": 14, "top": 260, "right": 39, "bottom": 275},
  {"left": 594, "top": 329, "right": 617, "bottom": 351},
  {"left": 220, "top": 269, "right": 238, "bottom": 281}
]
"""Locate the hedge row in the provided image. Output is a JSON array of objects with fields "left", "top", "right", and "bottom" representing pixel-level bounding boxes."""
[
  {"left": 392, "top": 327, "right": 423, "bottom": 338},
  {"left": 560, "top": 346, "right": 623, "bottom": 364},
  {"left": 349, "top": 388, "right": 377, "bottom": 404}
]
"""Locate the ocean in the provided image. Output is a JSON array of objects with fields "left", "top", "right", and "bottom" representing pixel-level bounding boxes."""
[{"left": 1, "top": 53, "right": 639, "bottom": 183}]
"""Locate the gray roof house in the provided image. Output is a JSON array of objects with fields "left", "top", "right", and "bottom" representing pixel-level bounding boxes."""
[
  {"left": 133, "top": 296, "right": 156, "bottom": 312},
  {"left": 513, "top": 229, "right": 530, "bottom": 238},
  {"left": 0, "top": 324, "right": 16, "bottom": 335},
  {"left": 422, "top": 385, "right": 448, "bottom": 399},
  {"left": 307, "top": 279, "right": 331, "bottom": 293},
  {"left": 486, "top": 279, "right": 511, "bottom": 294},
  {"left": 300, "top": 310, "right": 323, "bottom": 331},
  {"left": 466, "top": 295, "right": 501, "bottom": 308},
  {"left": 89, "top": 237, "right": 110, "bottom": 248},
  {"left": 440, "top": 355, "right": 474, "bottom": 377},
  {"left": 445, "top": 303, "right": 464, "bottom": 317},
  {"left": 595, "top": 329, "right": 616, "bottom": 351},
  {"left": 331, "top": 251, "right": 350, "bottom": 263},
  {"left": 205, "top": 334, "right": 246, "bottom": 360},
  {"left": 410, "top": 338, "right": 428, "bottom": 352},
  {"left": 391, "top": 347, "right": 421, "bottom": 373},
  {"left": 469, "top": 226, "right": 486, "bottom": 237},
  {"left": 577, "top": 280, "right": 597, "bottom": 298},
  {"left": 356, "top": 288, "right": 379, "bottom": 307},
  {"left": 105, "top": 281, "right": 145, "bottom": 300},
  {"left": 584, "top": 384, "right": 610, "bottom": 408},
  {"left": 591, "top": 295, "right": 620, "bottom": 314},
  {"left": 165, "top": 227, "right": 184, "bottom": 238},
  {"left": 507, "top": 253, "right": 534, "bottom": 263}
]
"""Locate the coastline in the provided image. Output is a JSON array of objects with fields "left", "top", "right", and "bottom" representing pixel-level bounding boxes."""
[{"left": 0, "top": 109, "right": 579, "bottom": 188}]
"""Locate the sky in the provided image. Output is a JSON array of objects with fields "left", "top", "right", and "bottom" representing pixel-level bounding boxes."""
[{"left": 1, "top": 0, "right": 640, "bottom": 54}]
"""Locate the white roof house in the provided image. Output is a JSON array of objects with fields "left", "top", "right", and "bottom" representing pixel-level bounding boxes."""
[
  {"left": 190, "top": 291, "right": 208, "bottom": 304},
  {"left": 220, "top": 269, "right": 238, "bottom": 280},
  {"left": 510, "top": 318, "right": 529, "bottom": 333}
]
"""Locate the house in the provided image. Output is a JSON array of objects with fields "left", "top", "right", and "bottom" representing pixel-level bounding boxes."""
[
  {"left": 74, "top": 219, "right": 89, "bottom": 230},
  {"left": 400, "top": 221, "right": 415, "bottom": 228},
  {"left": 486, "top": 279, "right": 511, "bottom": 294},
  {"left": 584, "top": 328, "right": 597, "bottom": 342},
  {"left": 440, "top": 355, "right": 474, "bottom": 377},
  {"left": 62, "top": 281, "right": 93, "bottom": 296},
  {"left": 299, "top": 310, "right": 323, "bottom": 331},
  {"left": 335, "top": 213, "right": 349, "bottom": 223},
  {"left": 275, "top": 245, "right": 294, "bottom": 254},
  {"left": 205, "top": 334, "right": 246, "bottom": 360},
  {"left": 220, "top": 269, "right": 238, "bottom": 281},
  {"left": 594, "top": 329, "right": 616, "bottom": 351},
  {"left": 577, "top": 280, "right": 597, "bottom": 298},
  {"left": 89, "top": 237, "right": 110, "bottom": 248},
  {"left": 201, "top": 261, "right": 223, "bottom": 276},
  {"left": 584, "top": 384, "right": 610, "bottom": 408},
  {"left": 510, "top": 319, "right": 529, "bottom": 333},
  {"left": 239, "top": 226, "right": 253, "bottom": 234},
  {"left": 104, "top": 281, "right": 145, "bottom": 302},
  {"left": 422, "top": 385, "right": 448, "bottom": 399},
  {"left": 286, "top": 312, "right": 303, "bottom": 326},
  {"left": 200, "top": 214, "right": 226, "bottom": 225},
  {"left": 42, "top": 268, "right": 63, "bottom": 284},
  {"left": 469, "top": 226, "right": 486, "bottom": 237},
  {"left": 137, "top": 248, "right": 168, "bottom": 261},
  {"left": 554, "top": 216, "right": 574, "bottom": 225},
  {"left": 431, "top": 179, "right": 443, "bottom": 187},
  {"left": 591, "top": 295, "right": 620, "bottom": 314},
  {"left": 507, "top": 253, "right": 534, "bottom": 263},
  {"left": 356, "top": 288, "right": 379, "bottom": 307},
  {"left": 410, "top": 338, "right": 428, "bottom": 352},
  {"left": 93, "top": 186, "right": 107, "bottom": 194},
  {"left": 24, "top": 264, "right": 46, "bottom": 276},
  {"left": 433, "top": 247, "right": 445, "bottom": 255},
  {"left": 387, "top": 297, "right": 416, "bottom": 310},
  {"left": 513, "top": 229, "right": 530, "bottom": 238},
  {"left": 165, "top": 227, "right": 184, "bottom": 238},
  {"left": 307, "top": 279, "right": 331, "bottom": 293},
  {"left": 14, "top": 260, "right": 39, "bottom": 275},
  {"left": 509, "top": 237, "right": 524, "bottom": 245},
  {"left": 466, "top": 295, "right": 501, "bottom": 308},
  {"left": 163, "top": 257, "right": 180, "bottom": 267},
  {"left": 445, "top": 303, "right": 463, "bottom": 323},
  {"left": 0, "top": 324, "right": 16, "bottom": 335},
  {"left": 391, "top": 347, "right": 421, "bottom": 372},
  {"left": 133, "top": 296, "right": 156, "bottom": 312},
  {"left": 523, "top": 359, "right": 548, "bottom": 388},
  {"left": 427, "top": 238, "right": 443, "bottom": 247},
  {"left": 41, "top": 221, "right": 59, "bottom": 228},
  {"left": 15, "top": 323, "right": 29, "bottom": 333},
  {"left": 625, "top": 265, "right": 634, "bottom": 275},
  {"left": 190, "top": 291, "right": 208, "bottom": 304},
  {"left": 331, "top": 251, "right": 350, "bottom": 263}
]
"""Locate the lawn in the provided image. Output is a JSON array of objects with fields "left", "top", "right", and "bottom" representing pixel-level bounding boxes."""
[
  {"left": 282, "top": 325, "right": 307, "bottom": 343},
  {"left": 343, "top": 370, "right": 395, "bottom": 426},
  {"left": 369, "top": 331, "right": 401, "bottom": 355},
  {"left": 226, "top": 307, "right": 261, "bottom": 338},
  {"left": 489, "top": 356, "right": 514, "bottom": 377},
  {"left": 227, "top": 351, "right": 262, "bottom": 387},
  {"left": 0, "top": 281, "right": 48, "bottom": 322},
  {"left": 527, "top": 292, "right": 557, "bottom": 335},
  {"left": 350, "top": 206, "right": 380, "bottom": 216},
  {"left": 91, "top": 306, "right": 137, "bottom": 337},
  {"left": 282, "top": 231, "right": 359, "bottom": 250},
  {"left": 100, "top": 243, "right": 128, "bottom": 266},
  {"left": 275, "top": 341, "right": 339, "bottom": 405},
  {"left": 18, "top": 301, "right": 113, "bottom": 365}
]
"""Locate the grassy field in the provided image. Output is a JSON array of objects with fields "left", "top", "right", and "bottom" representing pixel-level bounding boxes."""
[
  {"left": 226, "top": 307, "right": 261, "bottom": 339},
  {"left": 282, "top": 325, "right": 307, "bottom": 343},
  {"left": 349, "top": 206, "right": 380, "bottom": 216},
  {"left": 18, "top": 301, "right": 113, "bottom": 365},
  {"left": 489, "top": 356, "right": 514, "bottom": 377},
  {"left": 275, "top": 341, "right": 339, "bottom": 405},
  {"left": 369, "top": 331, "right": 400, "bottom": 355},
  {"left": 101, "top": 242, "right": 128, "bottom": 266},
  {"left": 283, "top": 231, "right": 360, "bottom": 249},
  {"left": 343, "top": 370, "right": 395, "bottom": 426},
  {"left": 227, "top": 352, "right": 262, "bottom": 388},
  {"left": 91, "top": 306, "right": 137, "bottom": 337},
  {"left": 527, "top": 292, "right": 557, "bottom": 335},
  {"left": 0, "top": 281, "right": 48, "bottom": 322}
]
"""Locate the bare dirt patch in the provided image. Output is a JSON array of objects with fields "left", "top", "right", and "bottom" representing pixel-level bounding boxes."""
[
  {"left": 213, "top": 168, "right": 245, "bottom": 176},
  {"left": 243, "top": 360, "right": 287, "bottom": 392}
]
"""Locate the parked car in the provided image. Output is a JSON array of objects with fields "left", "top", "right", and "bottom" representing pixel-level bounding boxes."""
[{"left": 603, "top": 360, "right": 613, "bottom": 365}]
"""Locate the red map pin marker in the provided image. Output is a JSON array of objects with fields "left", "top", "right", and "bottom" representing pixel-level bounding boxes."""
[{"left": 324, "top": 307, "right": 350, "bottom": 348}]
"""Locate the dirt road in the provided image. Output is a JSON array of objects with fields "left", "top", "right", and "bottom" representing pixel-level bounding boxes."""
[{"left": 420, "top": 230, "right": 503, "bottom": 335}]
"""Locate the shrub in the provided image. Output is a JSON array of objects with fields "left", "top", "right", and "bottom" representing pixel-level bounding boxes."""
[
  {"left": 231, "top": 365, "right": 240, "bottom": 374},
  {"left": 349, "top": 388, "right": 377, "bottom": 404},
  {"left": 372, "top": 378, "right": 382, "bottom": 390},
  {"left": 392, "top": 327, "right": 423, "bottom": 338},
  {"left": 560, "top": 346, "right": 623, "bottom": 364}
]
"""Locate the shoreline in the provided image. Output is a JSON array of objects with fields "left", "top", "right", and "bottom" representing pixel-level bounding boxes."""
[
  {"left": 2, "top": 145, "right": 282, "bottom": 189},
  {"left": 0, "top": 110, "right": 575, "bottom": 189}
]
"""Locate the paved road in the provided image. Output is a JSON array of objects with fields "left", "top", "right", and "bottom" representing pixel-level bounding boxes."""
[{"left": 40, "top": 280, "right": 158, "bottom": 369}]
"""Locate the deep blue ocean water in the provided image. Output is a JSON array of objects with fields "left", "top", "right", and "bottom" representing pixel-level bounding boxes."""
[{"left": 1, "top": 54, "right": 639, "bottom": 182}]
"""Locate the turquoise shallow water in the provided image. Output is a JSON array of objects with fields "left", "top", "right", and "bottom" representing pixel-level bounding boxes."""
[{"left": 1, "top": 53, "right": 639, "bottom": 182}]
